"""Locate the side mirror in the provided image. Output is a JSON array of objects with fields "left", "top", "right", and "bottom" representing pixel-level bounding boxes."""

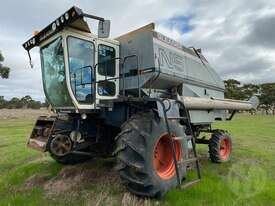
[{"left": 98, "top": 20, "right": 110, "bottom": 38}]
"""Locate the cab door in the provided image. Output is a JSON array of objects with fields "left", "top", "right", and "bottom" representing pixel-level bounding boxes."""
[
  {"left": 65, "top": 33, "right": 96, "bottom": 110},
  {"left": 95, "top": 40, "right": 119, "bottom": 101}
]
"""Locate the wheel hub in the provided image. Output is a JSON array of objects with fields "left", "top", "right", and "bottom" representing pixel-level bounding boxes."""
[
  {"left": 50, "top": 134, "right": 72, "bottom": 156},
  {"left": 153, "top": 133, "right": 182, "bottom": 180},
  {"left": 220, "top": 138, "right": 231, "bottom": 160}
]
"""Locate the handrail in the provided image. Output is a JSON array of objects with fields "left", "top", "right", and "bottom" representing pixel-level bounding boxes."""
[
  {"left": 71, "top": 65, "right": 93, "bottom": 98},
  {"left": 93, "top": 55, "right": 140, "bottom": 97},
  {"left": 122, "top": 55, "right": 139, "bottom": 97},
  {"left": 70, "top": 55, "right": 141, "bottom": 107}
]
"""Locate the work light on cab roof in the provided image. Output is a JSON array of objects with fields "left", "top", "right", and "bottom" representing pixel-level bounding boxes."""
[{"left": 23, "top": 6, "right": 110, "bottom": 52}]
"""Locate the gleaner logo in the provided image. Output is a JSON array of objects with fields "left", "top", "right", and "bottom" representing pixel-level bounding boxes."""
[
  {"left": 158, "top": 47, "right": 184, "bottom": 72},
  {"left": 155, "top": 32, "right": 182, "bottom": 49}
]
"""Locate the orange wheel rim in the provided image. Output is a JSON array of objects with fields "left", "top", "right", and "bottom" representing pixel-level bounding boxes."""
[
  {"left": 220, "top": 138, "right": 231, "bottom": 160},
  {"left": 153, "top": 133, "right": 182, "bottom": 180}
]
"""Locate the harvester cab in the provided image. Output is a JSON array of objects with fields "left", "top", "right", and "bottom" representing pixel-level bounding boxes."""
[
  {"left": 23, "top": 6, "right": 119, "bottom": 112},
  {"left": 23, "top": 6, "right": 259, "bottom": 198}
]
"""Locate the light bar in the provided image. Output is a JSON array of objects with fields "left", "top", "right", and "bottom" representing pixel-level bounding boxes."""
[{"left": 22, "top": 6, "right": 105, "bottom": 51}]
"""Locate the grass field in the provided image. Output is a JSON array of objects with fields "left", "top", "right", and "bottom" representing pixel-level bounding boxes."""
[{"left": 0, "top": 113, "right": 275, "bottom": 206}]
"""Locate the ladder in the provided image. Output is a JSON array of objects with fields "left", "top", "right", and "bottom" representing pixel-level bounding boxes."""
[{"left": 159, "top": 98, "right": 202, "bottom": 189}]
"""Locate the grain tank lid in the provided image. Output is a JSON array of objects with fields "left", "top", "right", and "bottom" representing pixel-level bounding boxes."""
[{"left": 115, "top": 23, "right": 155, "bottom": 41}]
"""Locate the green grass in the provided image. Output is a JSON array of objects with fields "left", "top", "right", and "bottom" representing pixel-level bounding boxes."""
[{"left": 0, "top": 114, "right": 275, "bottom": 206}]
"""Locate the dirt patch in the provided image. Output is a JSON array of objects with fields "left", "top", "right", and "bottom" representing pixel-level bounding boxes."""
[
  {"left": 121, "top": 193, "right": 154, "bottom": 206},
  {"left": 22, "top": 155, "right": 160, "bottom": 205},
  {"left": 42, "top": 159, "right": 119, "bottom": 195},
  {"left": 86, "top": 191, "right": 116, "bottom": 206},
  {"left": 86, "top": 192, "right": 154, "bottom": 206},
  {"left": 25, "top": 175, "right": 49, "bottom": 189}
]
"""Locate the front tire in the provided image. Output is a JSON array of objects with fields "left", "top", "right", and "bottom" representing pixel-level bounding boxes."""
[
  {"left": 114, "top": 111, "right": 188, "bottom": 198},
  {"left": 48, "top": 134, "right": 92, "bottom": 165}
]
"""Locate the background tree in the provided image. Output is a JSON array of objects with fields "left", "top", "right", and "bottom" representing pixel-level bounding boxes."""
[
  {"left": 224, "top": 79, "right": 275, "bottom": 115},
  {"left": 20, "top": 95, "right": 32, "bottom": 108},
  {"left": 0, "top": 96, "right": 6, "bottom": 109},
  {"left": 28, "top": 100, "right": 42, "bottom": 109},
  {"left": 8, "top": 97, "right": 22, "bottom": 109},
  {"left": 42, "top": 98, "right": 50, "bottom": 107},
  {"left": 0, "top": 51, "right": 10, "bottom": 79},
  {"left": 0, "top": 96, "right": 44, "bottom": 109},
  {"left": 241, "top": 83, "right": 260, "bottom": 99},
  {"left": 259, "top": 83, "right": 275, "bottom": 115},
  {"left": 224, "top": 79, "right": 245, "bottom": 100}
]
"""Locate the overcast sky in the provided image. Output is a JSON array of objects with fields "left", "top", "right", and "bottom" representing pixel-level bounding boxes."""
[{"left": 0, "top": 0, "right": 275, "bottom": 101}]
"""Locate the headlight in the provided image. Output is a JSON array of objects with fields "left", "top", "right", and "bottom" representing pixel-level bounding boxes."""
[
  {"left": 81, "top": 113, "right": 87, "bottom": 120},
  {"left": 70, "top": 131, "right": 82, "bottom": 142},
  {"left": 65, "top": 12, "right": 69, "bottom": 20},
  {"left": 56, "top": 19, "right": 60, "bottom": 26},
  {"left": 52, "top": 22, "right": 56, "bottom": 31},
  {"left": 60, "top": 16, "right": 64, "bottom": 23}
]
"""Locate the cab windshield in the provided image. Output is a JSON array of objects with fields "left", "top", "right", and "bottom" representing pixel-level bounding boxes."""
[{"left": 41, "top": 37, "right": 73, "bottom": 108}]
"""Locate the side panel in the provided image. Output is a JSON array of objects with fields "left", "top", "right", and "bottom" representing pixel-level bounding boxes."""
[
  {"left": 189, "top": 110, "right": 226, "bottom": 124},
  {"left": 118, "top": 30, "right": 155, "bottom": 74},
  {"left": 152, "top": 37, "right": 224, "bottom": 90}
]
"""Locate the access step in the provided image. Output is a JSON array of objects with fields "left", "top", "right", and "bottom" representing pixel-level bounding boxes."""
[
  {"left": 181, "top": 179, "right": 201, "bottom": 189},
  {"left": 186, "top": 135, "right": 194, "bottom": 141},
  {"left": 174, "top": 135, "right": 194, "bottom": 141},
  {"left": 27, "top": 137, "right": 47, "bottom": 152},
  {"left": 177, "top": 158, "right": 198, "bottom": 165},
  {"left": 167, "top": 116, "right": 188, "bottom": 120}
]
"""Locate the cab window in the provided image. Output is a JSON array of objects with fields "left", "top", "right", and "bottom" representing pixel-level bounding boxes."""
[{"left": 98, "top": 44, "right": 115, "bottom": 77}]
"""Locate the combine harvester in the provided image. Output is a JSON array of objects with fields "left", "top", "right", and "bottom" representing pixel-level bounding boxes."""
[{"left": 23, "top": 7, "right": 258, "bottom": 197}]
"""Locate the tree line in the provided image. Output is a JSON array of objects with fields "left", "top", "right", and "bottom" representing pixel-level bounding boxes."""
[
  {"left": 0, "top": 52, "right": 45, "bottom": 109},
  {"left": 0, "top": 96, "right": 47, "bottom": 109},
  {"left": 224, "top": 79, "right": 275, "bottom": 114}
]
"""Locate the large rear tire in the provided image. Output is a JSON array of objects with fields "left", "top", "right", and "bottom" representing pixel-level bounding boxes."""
[
  {"left": 209, "top": 130, "right": 232, "bottom": 163},
  {"left": 114, "top": 111, "right": 188, "bottom": 198}
]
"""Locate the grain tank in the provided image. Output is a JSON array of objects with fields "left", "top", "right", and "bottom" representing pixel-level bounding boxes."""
[{"left": 117, "top": 23, "right": 257, "bottom": 123}]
